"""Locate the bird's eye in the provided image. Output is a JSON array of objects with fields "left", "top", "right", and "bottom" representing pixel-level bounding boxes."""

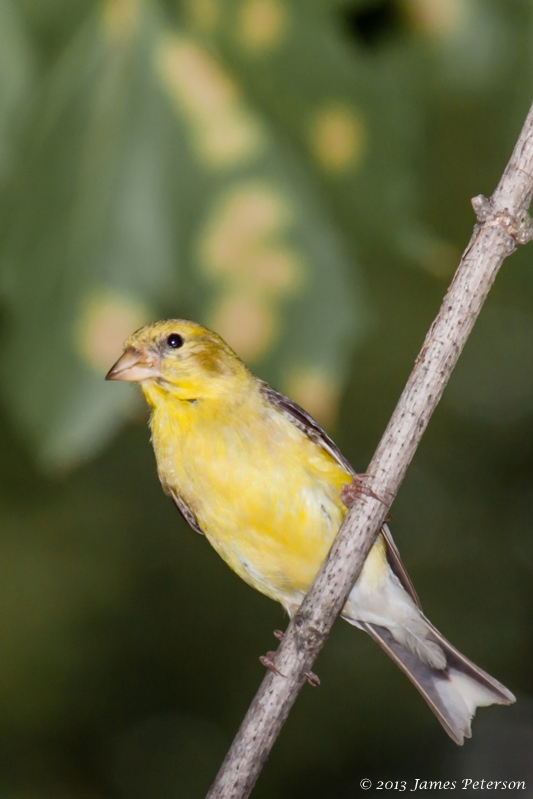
[{"left": 166, "top": 333, "right": 184, "bottom": 349}]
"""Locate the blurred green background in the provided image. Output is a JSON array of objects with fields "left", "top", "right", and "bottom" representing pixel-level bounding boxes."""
[{"left": 1, "top": 0, "right": 533, "bottom": 796}]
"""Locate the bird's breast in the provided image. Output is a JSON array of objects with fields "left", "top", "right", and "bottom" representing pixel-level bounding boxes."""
[{"left": 150, "top": 396, "right": 352, "bottom": 603}]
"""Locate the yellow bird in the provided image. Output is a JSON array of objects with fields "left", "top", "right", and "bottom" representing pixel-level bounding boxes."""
[{"left": 106, "top": 319, "right": 515, "bottom": 744}]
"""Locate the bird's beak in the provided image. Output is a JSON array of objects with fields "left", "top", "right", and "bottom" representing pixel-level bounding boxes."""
[{"left": 105, "top": 347, "right": 161, "bottom": 382}]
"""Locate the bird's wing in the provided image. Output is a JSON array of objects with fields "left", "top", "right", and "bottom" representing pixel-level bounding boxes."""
[
  {"left": 380, "top": 524, "right": 422, "bottom": 609},
  {"left": 168, "top": 487, "right": 204, "bottom": 535},
  {"left": 259, "top": 383, "right": 354, "bottom": 474},
  {"left": 260, "top": 383, "right": 422, "bottom": 609}
]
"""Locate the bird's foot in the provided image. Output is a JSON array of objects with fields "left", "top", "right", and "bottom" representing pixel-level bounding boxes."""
[
  {"left": 341, "top": 474, "right": 385, "bottom": 506},
  {"left": 273, "top": 629, "right": 285, "bottom": 641},
  {"left": 259, "top": 651, "right": 285, "bottom": 678}
]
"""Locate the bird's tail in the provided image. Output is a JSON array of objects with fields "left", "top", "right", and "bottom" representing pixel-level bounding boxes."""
[{"left": 356, "top": 618, "right": 515, "bottom": 745}]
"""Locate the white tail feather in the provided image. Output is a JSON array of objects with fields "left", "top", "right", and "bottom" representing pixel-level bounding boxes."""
[{"left": 397, "top": 621, "right": 446, "bottom": 669}]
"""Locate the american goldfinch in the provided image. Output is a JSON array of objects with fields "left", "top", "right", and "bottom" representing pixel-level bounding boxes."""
[{"left": 106, "top": 319, "right": 515, "bottom": 744}]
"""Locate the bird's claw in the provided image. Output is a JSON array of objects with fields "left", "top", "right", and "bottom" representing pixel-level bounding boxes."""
[
  {"left": 341, "top": 474, "right": 385, "bottom": 506},
  {"left": 305, "top": 671, "right": 320, "bottom": 687},
  {"left": 265, "top": 633, "right": 319, "bottom": 685},
  {"left": 259, "top": 651, "right": 286, "bottom": 678}
]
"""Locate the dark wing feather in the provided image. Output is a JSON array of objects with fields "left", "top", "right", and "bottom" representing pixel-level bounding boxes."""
[
  {"left": 260, "top": 382, "right": 422, "bottom": 608},
  {"left": 259, "top": 383, "right": 354, "bottom": 474},
  {"left": 381, "top": 523, "right": 422, "bottom": 609},
  {"left": 168, "top": 488, "right": 204, "bottom": 535}
]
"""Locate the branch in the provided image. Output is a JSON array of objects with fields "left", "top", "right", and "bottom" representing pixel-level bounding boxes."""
[{"left": 206, "top": 100, "right": 533, "bottom": 799}]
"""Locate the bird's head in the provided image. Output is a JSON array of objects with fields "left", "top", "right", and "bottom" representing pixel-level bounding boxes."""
[{"left": 106, "top": 319, "right": 250, "bottom": 404}]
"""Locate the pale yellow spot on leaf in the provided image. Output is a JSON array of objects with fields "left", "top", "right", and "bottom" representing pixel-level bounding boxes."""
[
  {"left": 237, "top": 0, "right": 287, "bottom": 54},
  {"left": 404, "top": 0, "right": 467, "bottom": 36},
  {"left": 75, "top": 291, "right": 151, "bottom": 372},
  {"left": 310, "top": 104, "right": 366, "bottom": 174},
  {"left": 156, "top": 35, "right": 265, "bottom": 168},
  {"left": 285, "top": 369, "right": 339, "bottom": 426},
  {"left": 200, "top": 184, "right": 292, "bottom": 276},
  {"left": 199, "top": 183, "right": 304, "bottom": 363},
  {"left": 248, "top": 248, "right": 303, "bottom": 293},
  {"left": 209, "top": 293, "right": 276, "bottom": 362}
]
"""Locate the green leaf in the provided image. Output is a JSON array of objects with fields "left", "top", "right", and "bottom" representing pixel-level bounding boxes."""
[
  {"left": 0, "top": 0, "right": 177, "bottom": 468},
  {"left": 0, "top": 0, "right": 34, "bottom": 184}
]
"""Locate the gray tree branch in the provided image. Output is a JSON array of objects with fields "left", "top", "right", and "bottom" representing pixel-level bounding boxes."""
[{"left": 206, "top": 100, "right": 533, "bottom": 799}]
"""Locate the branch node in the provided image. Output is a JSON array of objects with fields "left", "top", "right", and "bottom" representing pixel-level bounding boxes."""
[
  {"left": 514, "top": 212, "right": 533, "bottom": 244},
  {"left": 471, "top": 194, "right": 493, "bottom": 222},
  {"left": 472, "top": 193, "right": 533, "bottom": 244}
]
